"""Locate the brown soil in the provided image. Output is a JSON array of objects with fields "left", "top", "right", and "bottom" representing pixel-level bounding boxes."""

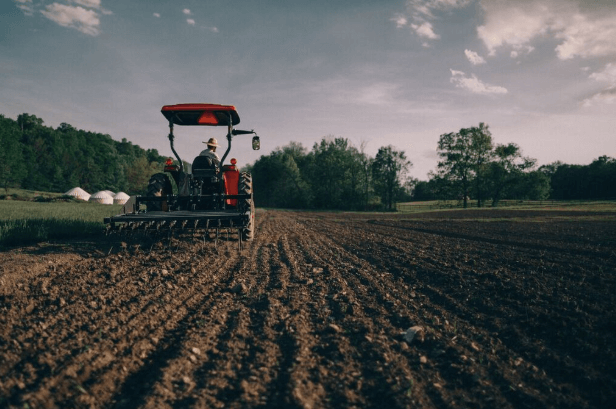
[{"left": 1, "top": 209, "right": 615, "bottom": 408}]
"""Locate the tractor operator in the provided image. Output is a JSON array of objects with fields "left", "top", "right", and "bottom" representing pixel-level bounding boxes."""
[{"left": 199, "top": 137, "right": 220, "bottom": 161}]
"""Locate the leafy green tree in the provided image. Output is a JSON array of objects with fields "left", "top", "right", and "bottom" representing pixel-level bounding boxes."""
[
  {"left": 372, "top": 145, "right": 412, "bottom": 210},
  {"left": 251, "top": 144, "right": 312, "bottom": 208},
  {"left": 305, "top": 137, "right": 358, "bottom": 209},
  {"left": 549, "top": 156, "right": 616, "bottom": 200},
  {"left": 486, "top": 143, "right": 536, "bottom": 207},
  {"left": 0, "top": 115, "right": 27, "bottom": 192},
  {"left": 508, "top": 170, "right": 550, "bottom": 200},
  {"left": 0, "top": 113, "right": 166, "bottom": 194},
  {"left": 436, "top": 123, "right": 493, "bottom": 208},
  {"left": 124, "top": 156, "right": 161, "bottom": 194},
  {"left": 17, "top": 113, "right": 44, "bottom": 132}
]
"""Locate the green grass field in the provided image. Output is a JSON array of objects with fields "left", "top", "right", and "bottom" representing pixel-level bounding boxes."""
[
  {"left": 396, "top": 199, "right": 616, "bottom": 213},
  {"left": 2, "top": 187, "right": 616, "bottom": 248},
  {"left": 0, "top": 199, "right": 122, "bottom": 247}
]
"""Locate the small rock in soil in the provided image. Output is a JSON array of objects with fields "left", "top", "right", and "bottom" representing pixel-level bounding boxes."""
[
  {"left": 328, "top": 323, "right": 342, "bottom": 333},
  {"left": 404, "top": 326, "right": 424, "bottom": 343},
  {"left": 191, "top": 347, "right": 201, "bottom": 356},
  {"left": 231, "top": 283, "right": 247, "bottom": 294},
  {"left": 313, "top": 267, "right": 323, "bottom": 274},
  {"left": 420, "top": 356, "right": 428, "bottom": 364}
]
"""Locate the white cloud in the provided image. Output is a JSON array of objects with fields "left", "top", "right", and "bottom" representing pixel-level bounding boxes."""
[
  {"left": 589, "top": 63, "right": 616, "bottom": 83},
  {"left": 153, "top": 13, "right": 160, "bottom": 18},
  {"left": 70, "top": 0, "right": 100, "bottom": 8},
  {"left": 409, "top": 0, "right": 472, "bottom": 19},
  {"left": 394, "top": 0, "right": 471, "bottom": 41},
  {"left": 14, "top": 0, "right": 34, "bottom": 15},
  {"left": 582, "top": 87, "right": 616, "bottom": 107},
  {"left": 40, "top": 3, "right": 100, "bottom": 36},
  {"left": 411, "top": 22, "right": 440, "bottom": 39},
  {"left": 477, "top": 0, "right": 616, "bottom": 60},
  {"left": 206, "top": 26, "right": 219, "bottom": 33},
  {"left": 450, "top": 69, "right": 508, "bottom": 94},
  {"left": 183, "top": 8, "right": 191, "bottom": 15},
  {"left": 353, "top": 83, "right": 399, "bottom": 106},
  {"left": 464, "top": 49, "right": 486, "bottom": 65},
  {"left": 391, "top": 14, "right": 408, "bottom": 28},
  {"left": 555, "top": 14, "right": 616, "bottom": 60},
  {"left": 186, "top": 19, "right": 195, "bottom": 26},
  {"left": 583, "top": 63, "right": 616, "bottom": 106}
]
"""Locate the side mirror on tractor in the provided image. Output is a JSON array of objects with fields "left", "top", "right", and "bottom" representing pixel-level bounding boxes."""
[{"left": 252, "top": 135, "right": 260, "bottom": 151}]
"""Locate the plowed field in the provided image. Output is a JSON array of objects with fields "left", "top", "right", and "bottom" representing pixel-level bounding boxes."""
[{"left": 1, "top": 209, "right": 615, "bottom": 408}]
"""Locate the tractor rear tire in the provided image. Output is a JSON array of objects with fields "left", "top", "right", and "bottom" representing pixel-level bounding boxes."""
[
  {"left": 239, "top": 172, "right": 255, "bottom": 241},
  {"left": 146, "top": 173, "right": 173, "bottom": 211}
]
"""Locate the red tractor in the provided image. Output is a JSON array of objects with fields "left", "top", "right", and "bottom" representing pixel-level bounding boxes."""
[{"left": 105, "top": 103, "right": 260, "bottom": 247}]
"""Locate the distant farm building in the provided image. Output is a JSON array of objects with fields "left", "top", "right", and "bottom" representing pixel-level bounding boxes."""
[
  {"left": 64, "top": 187, "right": 90, "bottom": 201},
  {"left": 89, "top": 191, "right": 113, "bottom": 205},
  {"left": 113, "top": 192, "right": 130, "bottom": 205}
]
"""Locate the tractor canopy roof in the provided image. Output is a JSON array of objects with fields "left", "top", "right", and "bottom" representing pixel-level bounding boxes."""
[{"left": 161, "top": 103, "right": 240, "bottom": 126}]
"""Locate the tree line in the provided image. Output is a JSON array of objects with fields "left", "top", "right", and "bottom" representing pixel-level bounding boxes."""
[
  {"left": 0, "top": 114, "right": 166, "bottom": 195},
  {"left": 248, "top": 123, "right": 616, "bottom": 210},
  {"left": 1, "top": 113, "right": 614, "bottom": 207},
  {"left": 245, "top": 138, "right": 412, "bottom": 210},
  {"left": 413, "top": 122, "right": 616, "bottom": 206}
]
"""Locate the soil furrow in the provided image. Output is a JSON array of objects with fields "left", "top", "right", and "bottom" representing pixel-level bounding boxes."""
[{"left": 1, "top": 209, "right": 615, "bottom": 408}]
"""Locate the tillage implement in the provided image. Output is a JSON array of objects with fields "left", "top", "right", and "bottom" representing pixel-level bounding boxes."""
[{"left": 104, "top": 103, "right": 260, "bottom": 249}]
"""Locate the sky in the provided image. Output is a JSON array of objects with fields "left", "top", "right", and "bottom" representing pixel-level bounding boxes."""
[{"left": 2, "top": 0, "right": 615, "bottom": 180}]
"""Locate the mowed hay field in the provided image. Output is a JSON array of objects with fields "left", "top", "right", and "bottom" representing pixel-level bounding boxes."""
[{"left": 1, "top": 208, "right": 615, "bottom": 408}]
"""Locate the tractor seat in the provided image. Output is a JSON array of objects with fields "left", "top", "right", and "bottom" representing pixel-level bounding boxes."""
[{"left": 192, "top": 155, "right": 220, "bottom": 179}]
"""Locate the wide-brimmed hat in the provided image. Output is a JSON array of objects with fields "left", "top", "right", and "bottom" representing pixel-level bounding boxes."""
[{"left": 203, "top": 137, "right": 219, "bottom": 147}]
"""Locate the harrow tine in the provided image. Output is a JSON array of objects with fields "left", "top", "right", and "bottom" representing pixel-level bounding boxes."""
[
  {"left": 204, "top": 220, "right": 210, "bottom": 246},
  {"left": 238, "top": 227, "right": 242, "bottom": 251},
  {"left": 215, "top": 219, "right": 221, "bottom": 248}
]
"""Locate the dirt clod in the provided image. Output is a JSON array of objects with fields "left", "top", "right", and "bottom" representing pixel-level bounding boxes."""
[{"left": 404, "top": 326, "right": 424, "bottom": 343}]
